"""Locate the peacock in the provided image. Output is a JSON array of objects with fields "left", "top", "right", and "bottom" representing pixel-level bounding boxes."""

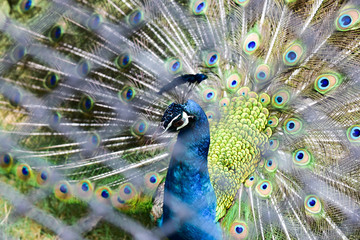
[{"left": 0, "top": 0, "right": 359, "bottom": 239}]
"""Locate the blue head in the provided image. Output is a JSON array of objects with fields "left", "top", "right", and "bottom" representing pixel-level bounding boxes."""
[
  {"left": 161, "top": 100, "right": 210, "bottom": 164},
  {"left": 161, "top": 100, "right": 208, "bottom": 134}
]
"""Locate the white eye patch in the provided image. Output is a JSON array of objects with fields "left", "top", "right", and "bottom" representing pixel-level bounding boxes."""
[{"left": 161, "top": 112, "right": 190, "bottom": 134}]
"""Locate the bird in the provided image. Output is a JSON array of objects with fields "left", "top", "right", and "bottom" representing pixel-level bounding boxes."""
[
  {"left": 160, "top": 99, "right": 221, "bottom": 240},
  {"left": 0, "top": 0, "right": 359, "bottom": 239}
]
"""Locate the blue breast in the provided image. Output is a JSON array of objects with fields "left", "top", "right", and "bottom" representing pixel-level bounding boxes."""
[{"left": 163, "top": 100, "right": 221, "bottom": 240}]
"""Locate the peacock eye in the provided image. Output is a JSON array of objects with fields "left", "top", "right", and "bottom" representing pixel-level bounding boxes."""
[
  {"left": 347, "top": 125, "right": 360, "bottom": 142},
  {"left": 55, "top": 181, "right": 73, "bottom": 201},
  {"left": 17, "top": 164, "right": 32, "bottom": 181},
  {"left": 128, "top": 10, "right": 144, "bottom": 26},
  {"left": 255, "top": 64, "right": 271, "bottom": 82},
  {"left": 304, "top": 195, "right": 322, "bottom": 214},
  {"left": 1, "top": 153, "right": 13, "bottom": 170},
  {"left": 204, "top": 51, "right": 220, "bottom": 67},
  {"left": 192, "top": 0, "right": 208, "bottom": 15},
  {"left": 256, "top": 180, "right": 272, "bottom": 198},
  {"left": 49, "top": 25, "right": 64, "bottom": 42},
  {"left": 237, "top": 87, "right": 250, "bottom": 97},
  {"left": 19, "top": 0, "right": 34, "bottom": 13},
  {"left": 272, "top": 90, "right": 290, "bottom": 108},
  {"left": 87, "top": 14, "right": 103, "bottom": 30},
  {"left": 225, "top": 72, "right": 241, "bottom": 92},
  {"left": 259, "top": 92, "right": 270, "bottom": 106},
  {"left": 314, "top": 73, "right": 342, "bottom": 94},
  {"left": 219, "top": 98, "right": 230, "bottom": 107},
  {"left": 293, "top": 148, "right": 312, "bottom": 166},
  {"left": 202, "top": 88, "right": 217, "bottom": 102},
  {"left": 205, "top": 111, "right": 215, "bottom": 121},
  {"left": 173, "top": 119, "right": 185, "bottom": 128},
  {"left": 284, "top": 118, "right": 303, "bottom": 135},
  {"left": 243, "top": 32, "right": 261, "bottom": 55},
  {"left": 166, "top": 58, "right": 182, "bottom": 74},
  {"left": 283, "top": 43, "right": 304, "bottom": 66},
  {"left": 36, "top": 169, "right": 51, "bottom": 186},
  {"left": 335, "top": 9, "right": 360, "bottom": 31},
  {"left": 10, "top": 45, "right": 26, "bottom": 62}
]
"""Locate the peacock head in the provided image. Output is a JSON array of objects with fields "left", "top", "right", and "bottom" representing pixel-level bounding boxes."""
[{"left": 161, "top": 100, "right": 203, "bottom": 133}]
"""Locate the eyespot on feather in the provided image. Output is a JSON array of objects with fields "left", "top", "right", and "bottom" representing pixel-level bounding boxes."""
[
  {"left": 79, "top": 95, "right": 94, "bottom": 113},
  {"left": 268, "top": 138, "right": 279, "bottom": 151},
  {"left": 115, "top": 53, "right": 132, "bottom": 68},
  {"left": 131, "top": 118, "right": 148, "bottom": 136},
  {"left": 144, "top": 172, "right": 161, "bottom": 190},
  {"left": 254, "top": 64, "right": 271, "bottom": 82},
  {"left": 265, "top": 159, "right": 277, "bottom": 172},
  {"left": 76, "top": 60, "right": 91, "bottom": 77},
  {"left": 205, "top": 111, "right": 216, "bottom": 122},
  {"left": 267, "top": 116, "right": 278, "bottom": 127},
  {"left": 10, "top": 45, "right": 26, "bottom": 63},
  {"left": 258, "top": 93, "right": 270, "bottom": 107},
  {"left": 219, "top": 97, "right": 230, "bottom": 107},
  {"left": 87, "top": 14, "right": 103, "bottom": 30},
  {"left": 304, "top": 195, "right": 322, "bottom": 214},
  {"left": 44, "top": 73, "right": 60, "bottom": 89},
  {"left": 49, "top": 25, "right": 64, "bottom": 42},
  {"left": 0, "top": 153, "right": 13, "bottom": 172},
  {"left": 54, "top": 181, "right": 73, "bottom": 201},
  {"left": 191, "top": 0, "right": 209, "bottom": 15},
  {"left": 75, "top": 179, "right": 94, "bottom": 200},
  {"left": 204, "top": 51, "right": 220, "bottom": 67},
  {"left": 244, "top": 175, "right": 256, "bottom": 188},
  {"left": 18, "top": 0, "right": 34, "bottom": 13},
  {"left": 119, "top": 86, "right": 136, "bottom": 103},
  {"left": 225, "top": 73, "right": 242, "bottom": 92},
  {"left": 314, "top": 73, "right": 342, "bottom": 94},
  {"left": 271, "top": 90, "right": 290, "bottom": 108},
  {"left": 256, "top": 180, "right": 272, "bottom": 198},
  {"left": 95, "top": 186, "right": 113, "bottom": 203},
  {"left": 335, "top": 8, "right": 360, "bottom": 31},
  {"left": 86, "top": 132, "right": 101, "bottom": 149},
  {"left": 293, "top": 148, "right": 312, "bottom": 166},
  {"left": 49, "top": 112, "right": 62, "bottom": 127},
  {"left": 128, "top": 10, "right": 144, "bottom": 26},
  {"left": 16, "top": 163, "right": 32, "bottom": 181},
  {"left": 283, "top": 118, "right": 303, "bottom": 135},
  {"left": 118, "top": 183, "right": 137, "bottom": 201},
  {"left": 111, "top": 191, "right": 128, "bottom": 210},
  {"left": 347, "top": 125, "right": 360, "bottom": 143},
  {"left": 229, "top": 221, "right": 249, "bottom": 239},
  {"left": 283, "top": 43, "right": 304, "bottom": 66},
  {"left": 243, "top": 32, "right": 260, "bottom": 55},
  {"left": 36, "top": 169, "right": 51, "bottom": 186},
  {"left": 202, "top": 88, "right": 217, "bottom": 102},
  {"left": 237, "top": 87, "right": 250, "bottom": 97},
  {"left": 166, "top": 58, "right": 182, "bottom": 74}
]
